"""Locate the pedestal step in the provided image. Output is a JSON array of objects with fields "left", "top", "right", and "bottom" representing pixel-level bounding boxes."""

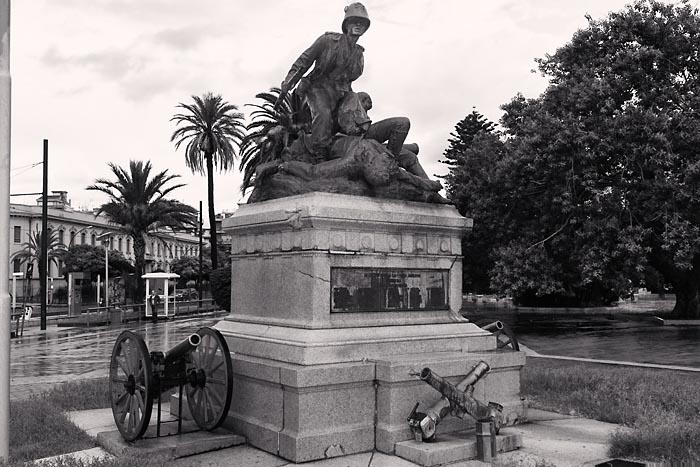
[
  {"left": 395, "top": 428, "right": 522, "bottom": 467},
  {"left": 96, "top": 423, "right": 245, "bottom": 460}
]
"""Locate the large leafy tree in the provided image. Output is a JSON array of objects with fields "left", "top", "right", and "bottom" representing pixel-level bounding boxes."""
[
  {"left": 171, "top": 93, "right": 245, "bottom": 269},
  {"left": 170, "top": 255, "right": 212, "bottom": 286},
  {"left": 239, "top": 87, "right": 310, "bottom": 193},
  {"left": 447, "top": 0, "right": 700, "bottom": 316},
  {"left": 62, "top": 244, "right": 134, "bottom": 281},
  {"left": 87, "top": 161, "right": 198, "bottom": 300}
]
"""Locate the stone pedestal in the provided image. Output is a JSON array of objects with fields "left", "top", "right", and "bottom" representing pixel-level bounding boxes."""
[{"left": 217, "top": 193, "right": 526, "bottom": 463}]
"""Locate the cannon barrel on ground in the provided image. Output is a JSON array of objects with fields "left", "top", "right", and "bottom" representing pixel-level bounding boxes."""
[
  {"left": 419, "top": 367, "right": 497, "bottom": 422},
  {"left": 415, "top": 361, "right": 491, "bottom": 440}
]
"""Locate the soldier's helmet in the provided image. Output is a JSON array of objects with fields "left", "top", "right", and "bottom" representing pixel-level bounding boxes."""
[{"left": 342, "top": 2, "right": 370, "bottom": 33}]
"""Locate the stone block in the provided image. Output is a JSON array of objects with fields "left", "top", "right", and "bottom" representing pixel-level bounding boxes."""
[
  {"left": 96, "top": 426, "right": 245, "bottom": 460},
  {"left": 395, "top": 429, "right": 522, "bottom": 467}
]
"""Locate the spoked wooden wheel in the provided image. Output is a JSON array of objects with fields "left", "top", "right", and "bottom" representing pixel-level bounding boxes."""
[
  {"left": 475, "top": 319, "right": 520, "bottom": 351},
  {"left": 109, "top": 331, "right": 154, "bottom": 441},
  {"left": 186, "top": 327, "right": 233, "bottom": 430}
]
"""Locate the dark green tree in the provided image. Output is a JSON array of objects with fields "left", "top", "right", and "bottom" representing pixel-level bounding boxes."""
[
  {"left": 61, "top": 244, "right": 134, "bottom": 281},
  {"left": 442, "top": 110, "right": 503, "bottom": 293},
  {"left": 440, "top": 109, "right": 497, "bottom": 169},
  {"left": 239, "top": 87, "right": 310, "bottom": 193},
  {"left": 448, "top": 0, "right": 700, "bottom": 315},
  {"left": 87, "top": 161, "right": 198, "bottom": 300},
  {"left": 170, "top": 255, "right": 211, "bottom": 286},
  {"left": 171, "top": 93, "right": 246, "bottom": 270}
]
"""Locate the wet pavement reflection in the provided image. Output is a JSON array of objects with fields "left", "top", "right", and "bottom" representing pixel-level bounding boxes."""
[
  {"left": 10, "top": 316, "right": 224, "bottom": 399},
  {"left": 486, "top": 313, "right": 700, "bottom": 368}
]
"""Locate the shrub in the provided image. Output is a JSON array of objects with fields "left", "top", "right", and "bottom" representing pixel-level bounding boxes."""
[{"left": 209, "top": 267, "right": 231, "bottom": 312}]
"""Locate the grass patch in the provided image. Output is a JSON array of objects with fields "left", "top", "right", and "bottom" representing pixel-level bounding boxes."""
[
  {"left": 40, "top": 378, "right": 111, "bottom": 411},
  {"left": 9, "top": 397, "right": 94, "bottom": 464},
  {"left": 9, "top": 378, "right": 184, "bottom": 465},
  {"left": 2, "top": 454, "right": 171, "bottom": 467},
  {"left": 523, "top": 357, "right": 700, "bottom": 461}
]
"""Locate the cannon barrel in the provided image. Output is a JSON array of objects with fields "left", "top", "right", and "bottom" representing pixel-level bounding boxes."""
[
  {"left": 480, "top": 321, "right": 504, "bottom": 332},
  {"left": 419, "top": 367, "right": 494, "bottom": 422},
  {"left": 163, "top": 333, "right": 201, "bottom": 365},
  {"left": 419, "top": 360, "right": 491, "bottom": 438}
]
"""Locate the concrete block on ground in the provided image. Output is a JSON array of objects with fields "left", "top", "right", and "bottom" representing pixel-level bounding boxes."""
[
  {"left": 395, "top": 428, "right": 522, "bottom": 467},
  {"left": 96, "top": 423, "right": 245, "bottom": 460}
]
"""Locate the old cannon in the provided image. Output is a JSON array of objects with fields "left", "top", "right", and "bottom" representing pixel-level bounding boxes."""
[
  {"left": 407, "top": 361, "right": 503, "bottom": 442},
  {"left": 109, "top": 327, "right": 233, "bottom": 441}
]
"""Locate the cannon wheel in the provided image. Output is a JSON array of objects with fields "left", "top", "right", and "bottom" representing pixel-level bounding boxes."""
[
  {"left": 475, "top": 319, "right": 520, "bottom": 351},
  {"left": 109, "top": 331, "right": 154, "bottom": 441},
  {"left": 186, "top": 327, "right": 233, "bottom": 431}
]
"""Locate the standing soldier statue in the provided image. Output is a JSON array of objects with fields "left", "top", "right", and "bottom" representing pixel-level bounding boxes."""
[{"left": 275, "top": 2, "right": 370, "bottom": 160}]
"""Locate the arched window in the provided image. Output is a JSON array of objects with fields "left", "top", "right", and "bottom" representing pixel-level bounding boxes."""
[
  {"left": 91, "top": 233, "right": 96, "bottom": 246},
  {"left": 118, "top": 237, "right": 123, "bottom": 251},
  {"left": 126, "top": 238, "right": 131, "bottom": 254},
  {"left": 81, "top": 232, "right": 86, "bottom": 244},
  {"left": 58, "top": 229, "right": 65, "bottom": 245}
]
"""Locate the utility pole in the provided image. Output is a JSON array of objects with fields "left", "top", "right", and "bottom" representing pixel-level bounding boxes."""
[
  {"left": 0, "top": 0, "right": 12, "bottom": 459},
  {"left": 198, "top": 201, "right": 203, "bottom": 309},
  {"left": 40, "top": 139, "right": 48, "bottom": 330}
]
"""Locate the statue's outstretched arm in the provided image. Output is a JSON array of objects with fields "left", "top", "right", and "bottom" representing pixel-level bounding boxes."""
[{"left": 281, "top": 35, "right": 325, "bottom": 92}]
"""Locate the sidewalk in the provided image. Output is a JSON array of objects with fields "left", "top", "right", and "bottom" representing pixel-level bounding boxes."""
[{"left": 38, "top": 406, "right": 622, "bottom": 467}]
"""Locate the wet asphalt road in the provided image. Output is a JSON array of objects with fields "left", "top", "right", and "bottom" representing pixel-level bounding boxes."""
[{"left": 9, "top": 315, "right": 224, "bottom": 400}]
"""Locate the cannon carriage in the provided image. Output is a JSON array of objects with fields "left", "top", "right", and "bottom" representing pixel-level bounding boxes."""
[{"left": 109, "top": 327, "right": 233, "bottom": 441}]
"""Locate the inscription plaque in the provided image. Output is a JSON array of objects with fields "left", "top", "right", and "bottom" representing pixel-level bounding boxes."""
[{"left": 331, "top": 268, "right": 448, "bottom": 312}]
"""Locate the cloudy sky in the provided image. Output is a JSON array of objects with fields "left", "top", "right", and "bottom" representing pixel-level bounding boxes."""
[{"left": 8, "top": 0, "right": 660, "bottom": 223}]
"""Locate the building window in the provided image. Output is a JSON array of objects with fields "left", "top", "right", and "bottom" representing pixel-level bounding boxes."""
[
  {"left": 81, "top": 232, "right": 86, "bottom": 245},
  {"left": 118, "top": 238, "right": 123, "bottom": 252},
  {"left": 157, "top": 243, "right": 161, "bottom": 256},
  {"left": 58, "top": 260, "right": 64, "bottom": 277},
  {"left": 91, "top": 233, "right": 96, "bottom": 246},
  {"left": 169, "top": 244, "right": 173, "bottom": 258},
  {"left": 12, "top": 258, "right": 21, "bottom": 273},
  {"left": 13, "top": 226, "right": 21, "bottom": 243},
  {"left": 151, "top": 241, "right": 155, "bottom": 254},
  {"left": 127, "top": 238, "right": 131, "bottom": 254},
  {"left": 58, "top": 229, "right": 65, "bottom": 245}
]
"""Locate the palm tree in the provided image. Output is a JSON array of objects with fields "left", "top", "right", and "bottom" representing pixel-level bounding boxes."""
[
  {"left": 15, "top": 228, "right": 65, "bottom": 299},
  {"left": 87, "top": 160, "right": 198, "bottom": 300},
  {"left": 170, "top": 92, "right": 245, "bottom": 270},
  {"left": 239, "top": 87, "right": 310, "bottom": 193}
]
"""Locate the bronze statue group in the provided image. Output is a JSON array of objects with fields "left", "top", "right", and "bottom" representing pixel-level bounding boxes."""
[{"left": 250, "top": 3, "right": 447, "bottom": 204}]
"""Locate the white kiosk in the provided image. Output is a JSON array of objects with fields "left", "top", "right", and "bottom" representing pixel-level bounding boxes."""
[{"left": 142, "top": 272, "right": 180, "bottom": 319}]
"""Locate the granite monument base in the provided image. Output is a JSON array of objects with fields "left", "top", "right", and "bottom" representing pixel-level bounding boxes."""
[{"left": 218, "top": 193, "right": 526, "bottom": 462}]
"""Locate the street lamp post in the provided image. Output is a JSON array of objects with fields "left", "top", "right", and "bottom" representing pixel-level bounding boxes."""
[
  {"left": 96, "top": 232, "right": 112, "bottom": 308},
  {"left": 69, "top": 225, "right": 93, "bottom": 247}
]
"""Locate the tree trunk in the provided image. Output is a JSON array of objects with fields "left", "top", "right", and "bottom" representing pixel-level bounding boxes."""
[
  {"left": 671, "top": 280, "right": 700, "bottom": 319},
  {"left": 650, "top": 249, "right": 700, "bottom": 319},
  {"left": 133, "top": 234, "right": 146, "bottom": 302},
  {"left": 206, "top": 154, "right": 218, "bottom": 270}
]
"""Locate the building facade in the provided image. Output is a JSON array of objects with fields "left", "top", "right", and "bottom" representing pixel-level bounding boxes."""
[{"left": 9, "top": 191, "right": 201, "bottom": 299}]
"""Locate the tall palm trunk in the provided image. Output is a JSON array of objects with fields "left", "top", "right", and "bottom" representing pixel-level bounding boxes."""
[
  {"left": 133, "top": 234, "right": 147, "bottom": 301},
  {"left": 206, "top": 154, "right": 219, "bottom": 270}
]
